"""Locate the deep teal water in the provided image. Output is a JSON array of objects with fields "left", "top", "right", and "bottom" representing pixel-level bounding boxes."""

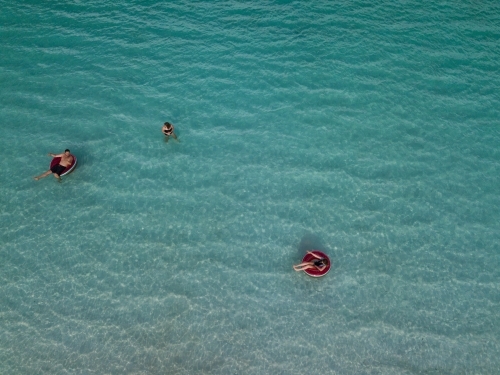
[{"left": 1, "top": 1, "right": 499, "bottom": 374}]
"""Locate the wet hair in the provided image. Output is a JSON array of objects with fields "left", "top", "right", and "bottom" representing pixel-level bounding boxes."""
[
  {"left": 320, "top": 258, "right": 329, "bottom": 266},
  {"left": 164, "top": 122, "right": 171, "bottom": 126},
  {"left": 64, "top": 149, "right": 70, "bottom": 153}
]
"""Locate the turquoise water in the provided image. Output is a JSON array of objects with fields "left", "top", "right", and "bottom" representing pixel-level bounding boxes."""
[{"left": 1, "top": 1, "right": 499, "bottom": 374}]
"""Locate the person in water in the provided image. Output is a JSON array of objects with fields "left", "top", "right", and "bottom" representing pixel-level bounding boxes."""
[
  {"left": 34, "top": 149, "right": 74, "bottom": 181},
  {"left": 162, "top": 122, "right": 178, "bottom": 142},
  {"left": 293, "top": 251, "right": 329, "bottom": 272}
]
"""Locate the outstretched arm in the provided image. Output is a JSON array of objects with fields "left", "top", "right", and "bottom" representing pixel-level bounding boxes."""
[
  {"left": 307, "top": 251, "right": 323, "bottom": 260},
  {"left": 48, "top": 153, "right": 63, "bottom": 157}
]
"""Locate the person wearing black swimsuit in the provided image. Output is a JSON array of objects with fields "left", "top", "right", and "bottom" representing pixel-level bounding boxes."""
[
  {"left": 293, "top": 251, "right": 329, "bottom": 272},
  {"left": 162, "top": 122, "right": 178, "bottom": 142},
  {"left": 34, "top": 149, "right": 74, "bottom": 181}
]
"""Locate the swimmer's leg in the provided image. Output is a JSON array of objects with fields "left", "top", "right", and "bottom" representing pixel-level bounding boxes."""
[
  {"left": 34, "top": 170, "right": 52, "bottom": 181},
  {"left": 296, "top": 264, "right": 316, "bottom": 272},
  {"left": 293, "top": 262, "right": 314, "bottom": 271}
]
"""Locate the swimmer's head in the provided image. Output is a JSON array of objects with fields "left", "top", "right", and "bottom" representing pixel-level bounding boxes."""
[
  {"left": 321, "top": 258, "right": 329, "bottom": 266},
  {"left": 64, "top": 149, "right": 70, "bottom": 154},
  {"left": 164, "top": 122, "right": 171, "bottom": 127}
]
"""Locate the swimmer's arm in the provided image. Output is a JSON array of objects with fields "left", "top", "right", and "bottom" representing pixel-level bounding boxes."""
[
  {"left": 307, "top": 251, "right": 323, "bottom": 260},
  {"left": 48, "top": 153, "right": 64, "bottom": 157}
]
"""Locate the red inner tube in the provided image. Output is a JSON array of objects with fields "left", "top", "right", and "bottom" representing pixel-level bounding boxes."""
[
  {"left": 301, "top": 250, "right": 331, "bottom": 277},
  {"left": 50, "top": 155, "right": 77, "bottom": 177}
]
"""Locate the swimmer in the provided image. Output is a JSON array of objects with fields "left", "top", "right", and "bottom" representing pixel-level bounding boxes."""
[
  {"left": 293, "top": 251, "right": 329, "bottom": 272},
  {"left": 34, "top": 149, "right": 74, "bottom": 181},
  {"left": 162, "top": 122, "right": 178, "bottom": 142}
]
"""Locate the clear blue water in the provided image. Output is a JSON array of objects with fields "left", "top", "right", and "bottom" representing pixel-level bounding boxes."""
[{"left": 1, "top": 1, "right": 499, "bottom": 374}]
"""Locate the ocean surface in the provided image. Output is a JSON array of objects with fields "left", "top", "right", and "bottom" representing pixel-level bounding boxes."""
[{"left": 1, "top": 1, "right": 499, "bottom": 374}]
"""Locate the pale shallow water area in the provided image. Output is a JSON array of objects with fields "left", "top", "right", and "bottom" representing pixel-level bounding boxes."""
[{"left": 1, "top": 1, "right": 499, "bottom": 374}]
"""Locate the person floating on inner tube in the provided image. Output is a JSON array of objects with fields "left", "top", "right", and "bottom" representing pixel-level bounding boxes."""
[
  {"left": 34, "top": 149, "right": 74, "bottom": 181},
  {"left": 293, "top": 251, "right": 329, "bottom": 272},
  {"left": 162, "top": 121, "right": 178, "bottom": 142}
]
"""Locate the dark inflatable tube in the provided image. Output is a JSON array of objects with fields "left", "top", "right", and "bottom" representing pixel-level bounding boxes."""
[
  {"left": 50, "top": 155, "right": 77, "bottom": 177},
  {"left": 302, "top": 250, "right": 331, "bottom": 277}
]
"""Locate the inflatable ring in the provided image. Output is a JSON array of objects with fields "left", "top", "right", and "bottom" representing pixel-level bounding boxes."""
[
  {"left": 50, "top": 155, "right": 77, "bottom": 177},
  {"left": 301, "top": 250, "right": 331, "bottom": 277}
]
